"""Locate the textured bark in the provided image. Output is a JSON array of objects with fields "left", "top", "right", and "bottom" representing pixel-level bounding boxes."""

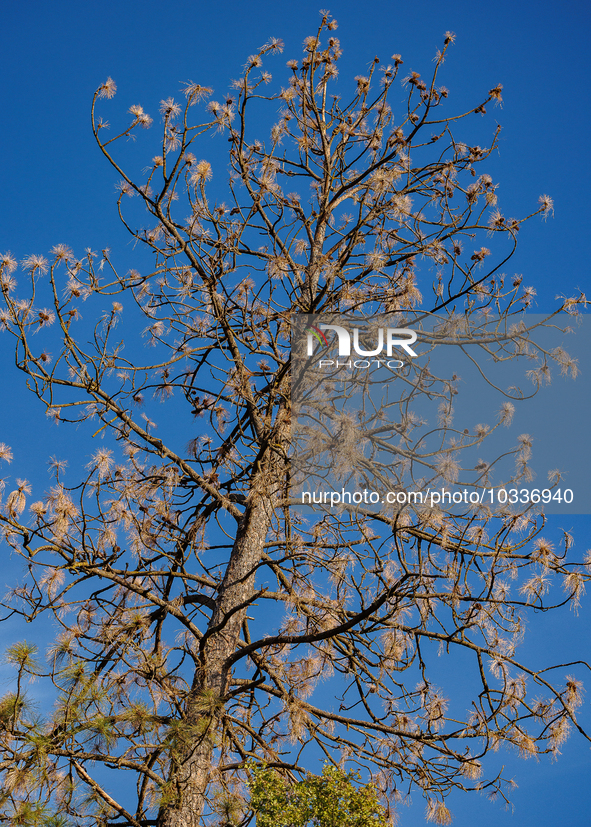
[{"left": 157, "top": 496, "right": 271, "bottom": 827}]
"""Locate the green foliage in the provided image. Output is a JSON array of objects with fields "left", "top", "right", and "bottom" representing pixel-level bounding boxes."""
[
  {"left": 6, "top": 641, "right": 40, "bottom": 672},
  {"left": 122, "top": 701, "right": 159, "bottom": 735},
  {"left": 0, "top": 692, "right": 26, "bottom": 730},
  {"left": 248, "top": 764, "right": 389, "bottom": 827},
  {"left": 6, "top": 800, "right": 68, "bottom": 826}
]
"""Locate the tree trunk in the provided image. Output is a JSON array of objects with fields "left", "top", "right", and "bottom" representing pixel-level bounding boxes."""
[{"left": 157, "top": 496, "right": 271, "bottom": 827}]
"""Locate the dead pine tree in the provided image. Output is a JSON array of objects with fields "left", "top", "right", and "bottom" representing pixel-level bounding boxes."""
[{"left": 0, "top": 12, "right": 588, "bottom": 827}]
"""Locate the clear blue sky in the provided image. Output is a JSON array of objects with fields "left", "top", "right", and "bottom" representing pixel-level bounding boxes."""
[{"left": 1, "top": 1, "right": 590, "bottom": 825}]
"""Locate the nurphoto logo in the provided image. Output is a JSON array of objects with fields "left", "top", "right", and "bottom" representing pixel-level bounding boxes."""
[{"left": 305, "top": 322, "right": 418, "bottom": 369}]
